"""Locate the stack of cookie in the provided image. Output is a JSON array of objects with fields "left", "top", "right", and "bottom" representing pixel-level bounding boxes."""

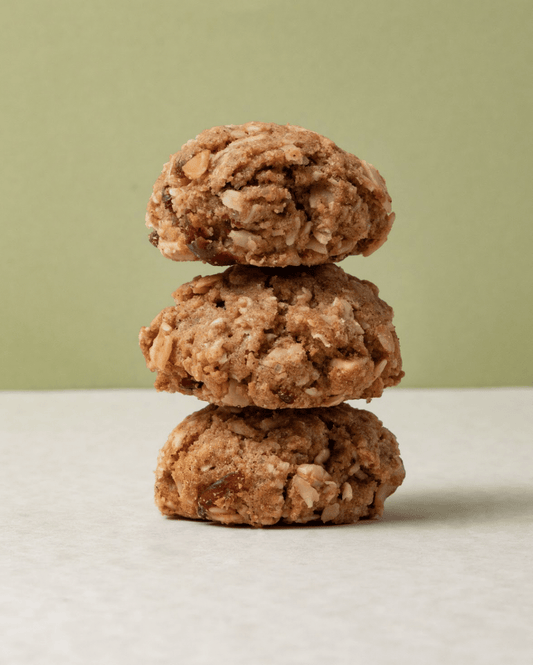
[{"left": 140, "top": 122, "right": 405, "bottom": 527}]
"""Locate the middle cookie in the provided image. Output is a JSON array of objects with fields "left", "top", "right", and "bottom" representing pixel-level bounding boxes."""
[{"left": 139, "top": 264, "right": 404, "bottom": 409}]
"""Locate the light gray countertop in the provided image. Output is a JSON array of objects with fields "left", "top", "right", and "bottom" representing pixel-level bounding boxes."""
[{"left": 1, "top": 388, "right": 532, "bottom": 664}]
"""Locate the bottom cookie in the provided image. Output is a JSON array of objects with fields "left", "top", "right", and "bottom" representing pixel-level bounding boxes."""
[{"left": 155, "top": 403, "right": 405, "bottom": 527}]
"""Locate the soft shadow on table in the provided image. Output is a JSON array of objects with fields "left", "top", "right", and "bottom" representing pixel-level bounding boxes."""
[
  {"left": 382, "top": 486, "right": 533, "bottom": 525},
  {"left": 165, "top": 486, "right": 533, "bottom": 529}
]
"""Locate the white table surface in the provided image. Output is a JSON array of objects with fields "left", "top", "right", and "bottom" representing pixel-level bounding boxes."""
[{"left": 1, "top": 388, "right": 532, "bottom": 665}]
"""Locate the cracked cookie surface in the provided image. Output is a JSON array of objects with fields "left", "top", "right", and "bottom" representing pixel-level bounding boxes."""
[
  {"left": 155, "top": 403, "right": 405, "bottom": 527},
  {"left": 145, "top": 122, "right": 395, "bottom": 267},
  {"left": 139, "top": 264, "right": 404, "bottom": 409}
]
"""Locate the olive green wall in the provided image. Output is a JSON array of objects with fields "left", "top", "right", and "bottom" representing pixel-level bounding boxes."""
[{"left": 1, "top": 0, "right": 531, "bottom": 389}]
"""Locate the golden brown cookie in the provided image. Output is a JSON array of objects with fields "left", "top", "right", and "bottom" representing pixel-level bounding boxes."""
[
  {"left": 139, "top": 264, "right": 404, "bottom": 409},
  {"left": 155, "top": 403, "right": 405, "bottom": 527},
  {"left": 146, "top": 122, "right": 394, "bottom": 267}
]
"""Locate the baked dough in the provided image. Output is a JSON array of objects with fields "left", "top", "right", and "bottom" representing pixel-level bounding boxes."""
[
  {"left": 139, "top": 264, "right": 403, "bottom": 409},
  {"left": 155, "top": 403, "right": 405, "bottom": 527},
  {"left": 146, "top": 122, "right": 394, "bottom": 267}
]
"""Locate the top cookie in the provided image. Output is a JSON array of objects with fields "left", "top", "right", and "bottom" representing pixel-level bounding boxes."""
[{"left": 146, "top": 122, "right": 395, "bottom": 267}]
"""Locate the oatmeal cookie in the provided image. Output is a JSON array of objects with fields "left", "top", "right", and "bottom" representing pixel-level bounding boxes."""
[
  {"left": 139, "top": 264, "right": 404, "bottom": 409},
  {"left": 146, "top": 122, "right": 394, "bottom": 267},
  {"left": 155, "top": 403, "right": 405, "bottom": 527}
]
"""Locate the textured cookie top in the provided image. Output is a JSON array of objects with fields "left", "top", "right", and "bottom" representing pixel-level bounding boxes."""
[
  {"left": 139, "top": 264, "right": 404, "bottom": 409},
  {"left": 146, "top": 122, "right": 395, "bottom": 267},
  {"left": 155, "top": 403, "right": 406, "bottom": 527}
]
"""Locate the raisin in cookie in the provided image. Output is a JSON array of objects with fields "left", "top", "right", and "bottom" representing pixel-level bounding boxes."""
[
  {"left": 139, "top": 264, "right": 404, "bottom": 409},
  {"left": 146, "top": 122, "right": 394, "bottom": 267},
  {"left": 155, "top": 403, "right": 405, "bottom": 527}
]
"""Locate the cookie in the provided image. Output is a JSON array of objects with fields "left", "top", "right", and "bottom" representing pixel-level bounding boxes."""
[
  {"left": 139, "top": 263, "right": 404, "bottom": 409},
  {"left": 155, "top": 403, "right": 405, "bottom": 527},
  {"left": 146, "top": 122, "right": 394, "bottom": 267}
]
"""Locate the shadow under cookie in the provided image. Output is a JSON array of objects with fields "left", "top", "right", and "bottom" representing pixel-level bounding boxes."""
[{"left": 381, "top": 487, "right": 533, "bottom": 526}]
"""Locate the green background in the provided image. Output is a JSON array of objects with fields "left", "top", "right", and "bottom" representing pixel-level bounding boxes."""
[{"left": 1, "top": 0, "right": 531, "bottom": 390}]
